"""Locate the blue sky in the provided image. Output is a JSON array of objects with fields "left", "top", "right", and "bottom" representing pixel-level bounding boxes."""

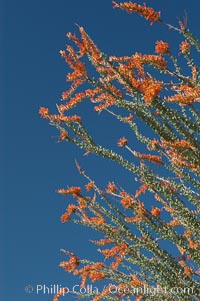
[{"left": 1, "top": 0, "right": 200, "bottom": 300}]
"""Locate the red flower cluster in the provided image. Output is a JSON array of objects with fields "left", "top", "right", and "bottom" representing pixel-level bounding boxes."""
[
  {"left": 165, "top": 84, "right": 200, "bottom": 105},
  {"left": 85, "top": 181, "right": 95, "bottom": 191},
  {"left": 136, "top": 152, "right": 163, "bottom": 164},
  {"left": 120, "top": 191, "right": 135, "bottom": 209},
  {"left": 155, "top": 40, "right": 170, "bottom": 55},
  {"left": 60, "top": 254, "right": 80, "bottom": 273},
  {"left": 57, "top": 186, "right": 81, "bottom": 197},
  {"left": 101, "top": 243, "right": 129, "bottom": 269},
  {"left": 74, "top": 262, "right": 105, "bottom": 287},
  {"left": 135, "top": 183, "right": 148, "bottom": 198},
  {"left": 61, "top": 204, "right": 78, "bottom": 223},
  {"left": 106, "top": 182, "right": 117, "bottom": 194},
  {"left": 113, "top": 1, "right": 161, "bottom": 24},
  {"left": 151, "top": 207, "right": 161, "bottom": 217},
  {"left": 117, "top": 137, "right": 128, "bottom": 147},
  {"left": 179, "top": 41, "right": 191, "bottom": 54}
]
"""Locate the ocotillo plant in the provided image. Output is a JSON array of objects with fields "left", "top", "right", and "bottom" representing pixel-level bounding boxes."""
[{"left": 39, "top": 1, "right": 200, "bottom": 300}]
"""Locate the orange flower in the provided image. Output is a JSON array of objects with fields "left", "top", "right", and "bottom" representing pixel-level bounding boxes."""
[
  {"left": 57, "top": 187, "right": 81, "bottom": 197},
  {"left": 60, "top": 92, "right": 86, "bottom": 110},
  {"left": 165, "top": 84, "right": 200, "bottom": 105},
  {"left": 60, "top": 50, "right": 79, "bottom": 73},
  {"left": 39, "top": 107, "right": 49, "bottom": 118},
  {"left": 124, "top": 113, "right": 133, "bottom": 122},
  {"left": 66, "top": 45, "right": 79, "bottom": 61},
  {"left": 179, "top": 41, "right": 191, "bottom": 54},
  {"left": 66, "top": 61, "right": 87, "bottom": 81},
  {"left": 61, "top": 79, "right": 83, "bottom": 100},
  {"left": 66, "top": 32, "right": 88, "bottom": 56},
  {"left": 88, "top": 216, "right": 105, "bottom": 225},
  {"left": 59, "top": 130, "right": 68, "bottom": 141},
  {"left": 184, "top": 266, "right": 192, "bottom": 276},
  {"left": 111, "top": 257, "right": 123, "bottom": 270},
  {"left": 79, "top": 26, "right": 103, "bottom": 64},
  {"left": 130, "top": 75, "right": 164, "bottom": 103},
  {"left": 136, "top": 201, "right": 147, "bottom": 218},
  {"left": 89, "top": 270, "right": 105, "bottom": 282},
  {"left": 61, "top": 212, "right": 70, "bottom": 223},
  {"left": 135, "top": 183, "right": 148, "bottom": 198},
  {"left": 113, "top": 1, "right": 161, "bottom": 24},
  {"left": 151, "top": 207, "right": 161, "bottom": 217},
  {"left": 77, "top": 198, "right": 87, "bottom": 209},
  {"left": 85, "top": 87, "right": 102, "bottom": 97},
  {"left": 85, "top": 181, "right": 95, "bottom": 191},
  {"left": 136, "top": 153, "right": 163, "bottom": 164},
  {"left": 94, "top": 98, "right": 115, "bottom": 113},
  {"left": 74, "top": 262, "right": 105, "bottom": 287},
  {"left": 66, "top": 115, "right": 81, "bottom": 123},
  {"left": 61, "top": 204, "right": 78, "bottom": 222},
  {"left": 120, "top": 193, "right": 135, "bottom": 209},
  {"left": 82, "top": 207, "right": 105, "bottom": 225},
  {"left": 142, "top": 54, "right": 167, "bottom": 69},
  {"left": 131, "top": 53, "right": 167, "bottom": 69},
  {"left": 106, "top": 182, "right": 117, "bottom": 194},
  {"left": 117, "top": 137, "right": 128, "bottom": 147},
  {"left": 155, "top": 40, "right": 170, "bottom": 55},
  {"left": 142, "top": 78, "right": 163, "bottom": 103},
  {"left": 60, "top": 255, "right": 80, "bottom": 273},
  {"left": 165, "top": 94, "right": 194, "bottom": 105},
  {"left": 92, "top": 91, "right": 116, "bottom": 105},
  {"left": 102, "top": 243, "right": 129, "bottom": 259}
]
